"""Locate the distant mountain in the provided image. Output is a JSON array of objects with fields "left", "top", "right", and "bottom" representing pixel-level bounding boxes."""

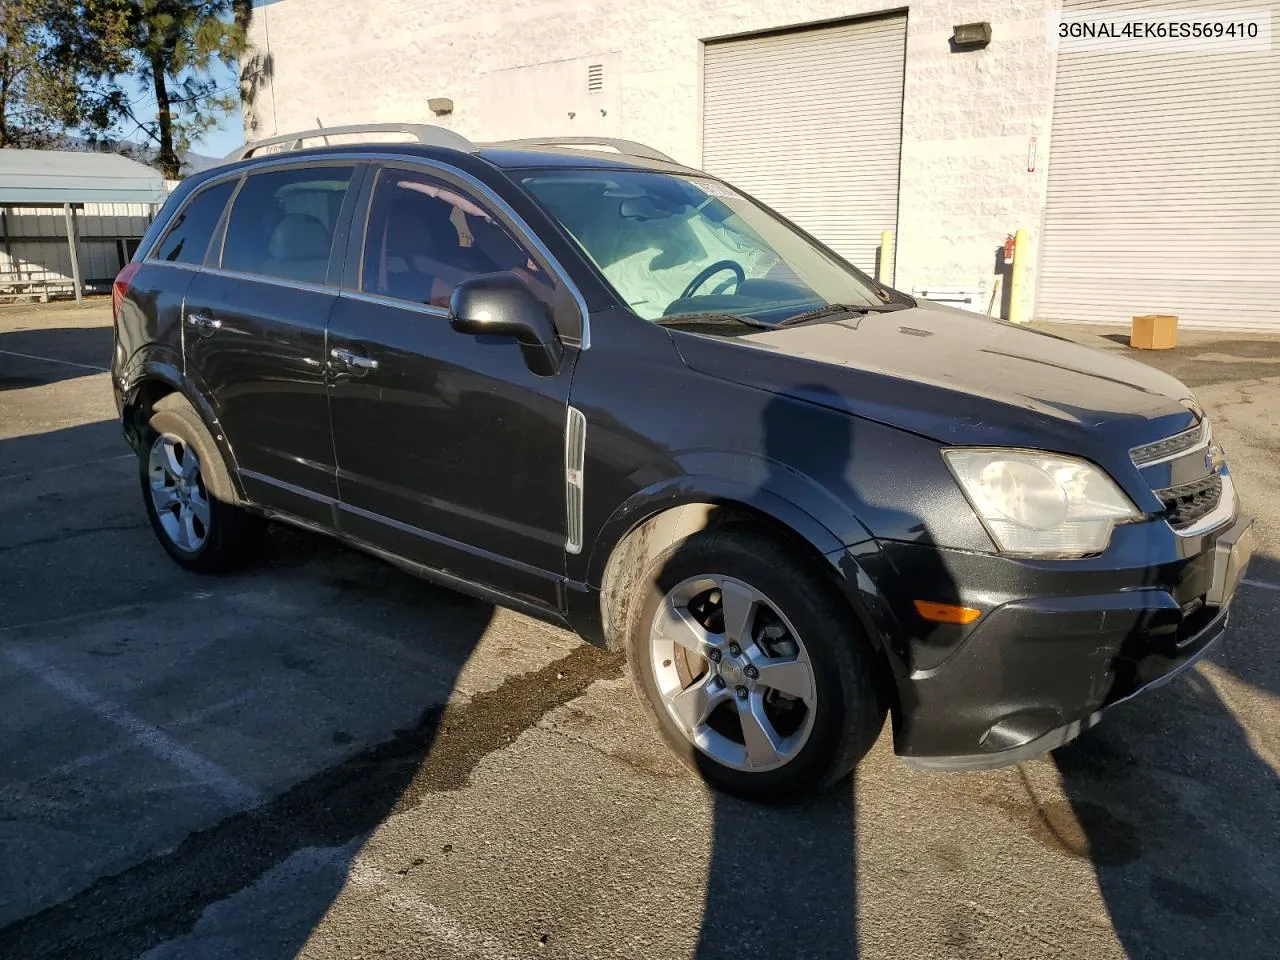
[
  {"left": 52, "top": 136, "right": 227, "bottom": 177},
  {"left": 178, "top": 151, "right": 223, "bottom": 174}
]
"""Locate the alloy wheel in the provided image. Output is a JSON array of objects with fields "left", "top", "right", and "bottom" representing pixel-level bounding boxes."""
[
  {"left": 649, "top": 574, "right": 817, "bottom": 771},
  {"left": 148, "top": 433, "right": 211, "bottom": 553}
]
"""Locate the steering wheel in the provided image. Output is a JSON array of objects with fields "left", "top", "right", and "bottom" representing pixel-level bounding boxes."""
[{"left": 681, "top": 260, "right": 746, "bottom": 300}]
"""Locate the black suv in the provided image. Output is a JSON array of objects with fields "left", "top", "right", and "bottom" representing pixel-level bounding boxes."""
[{"left": 112, "top": 124, "right": 1253, "bottom": 802}]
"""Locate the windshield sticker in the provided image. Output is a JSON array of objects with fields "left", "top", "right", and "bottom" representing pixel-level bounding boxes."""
[{"left": 680, "top": 177, "right": 738, "bottom": 199}]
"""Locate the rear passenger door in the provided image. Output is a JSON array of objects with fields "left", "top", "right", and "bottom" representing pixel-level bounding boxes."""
[
  {"left": 182, "top": 162, "right": 361, "bottom": 524},
  {"left": 119, "top": 178, "right": 238, "bottom": 382},
  {"left": 326, "top": 163, "right": 581, "bottom": 607}
]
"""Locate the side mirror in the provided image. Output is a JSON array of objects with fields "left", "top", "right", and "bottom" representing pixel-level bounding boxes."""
[{"left": 449, "top": 272, "right": 565, "bottom": 376}]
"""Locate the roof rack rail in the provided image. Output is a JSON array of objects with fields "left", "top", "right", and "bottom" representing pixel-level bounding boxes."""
[
  {"left": 227, "top": 123, "right": 478, "bottom": 161},
  {"left": 494, "top": 137, "right": 675, "bottom": 164}
]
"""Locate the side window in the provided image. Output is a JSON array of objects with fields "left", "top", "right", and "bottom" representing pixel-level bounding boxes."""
[
  {"left": 152, "top": 180, "right": 236, "bottom": 265},
  {"left": 220, "top": 166, "right": 353, "bottom": 284},
  {"left": 360, "top": 168, "right": 555, "bottom": 309}
]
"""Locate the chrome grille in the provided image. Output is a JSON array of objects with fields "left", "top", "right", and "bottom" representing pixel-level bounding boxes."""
[
  {"left": 1157, "top": 474, "right": 1223, "bottom": 529},
  {"left": 1130, "top": 420, "right": 1208, "bottom": 467}
]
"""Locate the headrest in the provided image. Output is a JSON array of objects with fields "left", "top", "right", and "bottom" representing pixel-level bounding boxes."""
[{"left": 267, "top": 213, "right": 331, "bottom": 260}]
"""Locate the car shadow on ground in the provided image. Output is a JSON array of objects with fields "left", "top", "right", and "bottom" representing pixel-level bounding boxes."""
[
  {"left": 696, "top": 389, "right": 1279, "bottom": 960},
  {"left": 3, "top": 364, "right": 1275, "bottom": 958},
  {"left": 698, "top": 787, "right": 858, "bottom": 958},
  {"left": 0, "top": 521, "right": 494, "bottom": 958},
  {"left": 0, "top": 409, "right": 622, "bottom": 957},
  {"left": 1052, "top": 687, "right": 1278, "bottom": 958},
  {"left": 688, "top": 386, "right": 964, "bottom": 959},
  {"left": 698, "top": 601, "right": 1280, "bottom": 960},
  {"left": 0, "top": 419, "right": 125, "bottom": 478},
  {"left": 1049, "top": 553, "right": 1279, "bottom": 959},
  {"left": 0, "top": 326, "right": 113, "bottom": 390}
]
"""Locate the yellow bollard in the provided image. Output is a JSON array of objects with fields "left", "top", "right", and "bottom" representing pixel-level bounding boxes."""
[
  {"left": 878, "top": 230, "right": 895, "bottom": 285},
  {"left": 1008, "top": 228, "right": 1028, "bottom": 324}
]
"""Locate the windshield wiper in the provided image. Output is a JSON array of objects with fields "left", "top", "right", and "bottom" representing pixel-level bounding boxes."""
[
  {"left": 657, "top": 303, "right": 907, "bottom": 331},
  {"left": 654, "top": 312, "right": 776, "bottom": 330},
  {"left": 776, "top": 302, "right": 907, "bottom": 327}
]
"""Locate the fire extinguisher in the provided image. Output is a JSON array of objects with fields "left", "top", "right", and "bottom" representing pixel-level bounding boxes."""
[{"left": 1003, "top": 234, "right": 1016, "bottom": 266}]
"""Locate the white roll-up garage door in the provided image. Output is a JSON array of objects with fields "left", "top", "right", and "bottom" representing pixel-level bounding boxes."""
[
  {"left": 1038, "top": 0, "right": 1280, "bottom": 330},
  {"left": 701, "top": 16, "right": 906, "bottom": 275}
]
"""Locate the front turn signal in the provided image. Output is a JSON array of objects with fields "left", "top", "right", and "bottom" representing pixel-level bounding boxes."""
[{"left": 913, "top": 600, "right": 982, "bottom": 625}]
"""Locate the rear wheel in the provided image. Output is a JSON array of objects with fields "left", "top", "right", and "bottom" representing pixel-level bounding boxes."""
[
  {"left": 626, "top": 528, "right": 885, "bottom": 803},
  {"left": 138, "top": 395, "right": 263, "bottom": 572}
]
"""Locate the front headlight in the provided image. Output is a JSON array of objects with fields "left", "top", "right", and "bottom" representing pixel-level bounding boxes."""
[{"left": 943, "top": 449, "right": 1140, "bottom": 557}]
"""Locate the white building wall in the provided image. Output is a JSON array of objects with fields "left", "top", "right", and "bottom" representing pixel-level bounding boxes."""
[{"left": 244, "top": 0, "right": 1060, "bottom": 318}]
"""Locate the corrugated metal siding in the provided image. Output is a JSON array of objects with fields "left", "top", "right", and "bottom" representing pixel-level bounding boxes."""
[
  {"left": 1, "top": 203, "right": 155, "bottom": 285},
  {"left": 3, "top": 239, "right": 127, "bottom": 284},
  {"left": 1039, "top": 0, "right": 1280, "bottom": 329},
  {"left": 1, "top": 203, "right": 154, "bottom": 239},
  {"left": 701, "top": 16, "right": 906, "bottom": 274}
]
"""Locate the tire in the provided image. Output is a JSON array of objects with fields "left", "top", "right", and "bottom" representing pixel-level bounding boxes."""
[
  {"left": 138, "top": 394, "right": 264, "bottom": 573},
  {"left": 626, "top": 527, "right": 885, "bottom": 804}
]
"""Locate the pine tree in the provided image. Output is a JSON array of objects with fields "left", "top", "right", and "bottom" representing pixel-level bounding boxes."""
[
  {"left": 77, "top": 0, "right": 248, "bottom": 176},
  {"left": 0, "top": 0, "right": 88, "bottom": 147}
]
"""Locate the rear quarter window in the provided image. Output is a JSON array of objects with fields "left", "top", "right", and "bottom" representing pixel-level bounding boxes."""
[{"left": 151, "top": 180, "right": 236, "bottom": 265}]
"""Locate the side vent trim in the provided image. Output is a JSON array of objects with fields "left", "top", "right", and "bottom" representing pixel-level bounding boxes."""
[{"left": 565, "top": 405, "right": 587, "bottom": 555}]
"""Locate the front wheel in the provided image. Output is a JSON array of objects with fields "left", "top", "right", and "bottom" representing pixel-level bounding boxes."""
[{"left": 626, "top": 528, "right": 885, "bottom": 804}]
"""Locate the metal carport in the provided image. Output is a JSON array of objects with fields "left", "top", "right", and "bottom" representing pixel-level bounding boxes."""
[{"left": 0, "top": 150, "right": 170, "bottom": 304}]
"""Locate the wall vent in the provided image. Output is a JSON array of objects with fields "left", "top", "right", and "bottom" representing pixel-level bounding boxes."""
[{"left": 587, "top": 63, "right": 604, "bottom": 93}]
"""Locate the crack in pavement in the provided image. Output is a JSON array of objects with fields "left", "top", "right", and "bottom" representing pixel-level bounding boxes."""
[{"left": 0, "top": 642, "right": 625, "bottom": 960}]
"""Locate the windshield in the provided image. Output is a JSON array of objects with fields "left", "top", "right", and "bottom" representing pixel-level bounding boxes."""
[{"left": 520, "top": 170, "right": 888, "bottom": 322}]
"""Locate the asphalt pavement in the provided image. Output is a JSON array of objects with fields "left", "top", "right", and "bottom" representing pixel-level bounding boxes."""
[{"left": 1, "top": 301, "right": 1276, "bottom": 959}]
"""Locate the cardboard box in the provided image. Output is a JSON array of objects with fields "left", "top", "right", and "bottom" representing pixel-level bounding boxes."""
[{"left": 1131, "top": 314, "right": 1178, "bottom": 350}]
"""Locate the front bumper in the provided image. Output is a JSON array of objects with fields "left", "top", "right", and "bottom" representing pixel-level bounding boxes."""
[{"left": 858, "top": 510, "right": 1254, "bottom": 769}]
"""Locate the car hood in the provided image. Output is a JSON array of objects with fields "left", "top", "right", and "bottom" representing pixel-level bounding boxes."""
[{"left": 669, "top": 303, "right": 1197, "bottom": 455}]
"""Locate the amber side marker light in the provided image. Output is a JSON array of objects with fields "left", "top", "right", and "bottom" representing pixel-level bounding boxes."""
[{"left": 913, "top": 600, "right": 982, "bottom": 625}]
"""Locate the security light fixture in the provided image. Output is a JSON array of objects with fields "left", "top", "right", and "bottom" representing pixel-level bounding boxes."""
[
  {"left": 951, "top": 22, "right": 992, "bottom": 49},
  {"left": 428, "top": 97, "right": 454, "bottom": 115}
]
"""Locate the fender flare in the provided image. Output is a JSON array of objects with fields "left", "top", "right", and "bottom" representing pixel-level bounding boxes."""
[
  {"left": 584, "top": 474, "right": 907, "bottom": 705},
  {"left": 584, "top": 446, "right": 877, "bottom": 585},
  {"left": 584, "top": 473, "right": 848, "bottom": 590},
  {"left": 118, "top": 349, "right": 246, "bottom": 500}
]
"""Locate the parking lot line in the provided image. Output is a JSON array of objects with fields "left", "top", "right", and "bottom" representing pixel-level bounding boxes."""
[
  {"left": 1243, "top": 579, "right": 1280, "bottom": 592},
  {"left": 0, "top": 348, "right": 108, "bottom": 372},
  {"left": 3, "top": 646, "right": 261, "bottom": 810},
  {"left": 343, "top": 860, "right": 523, "bottom": 960},
  {"left": 34, "top": 690, "right": 259, "bottom": 784},
  {"left": 0, "top": 599, "right": 164, "bottom": 634},
  {"left": 0, "top": 453, "right": 132, "bottom": 484}
]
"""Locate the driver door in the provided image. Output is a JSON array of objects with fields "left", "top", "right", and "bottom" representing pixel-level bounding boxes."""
[{"left": 326, "top": 163, "right": 581, "bottom": 608}]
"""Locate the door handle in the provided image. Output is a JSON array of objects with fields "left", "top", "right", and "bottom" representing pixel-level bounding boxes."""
[
  {"left": 330, "top": 347, "right": 378, "bottom": 371},
  {"left": 187, "top": 312, "right": 221, "bottom": 333}
]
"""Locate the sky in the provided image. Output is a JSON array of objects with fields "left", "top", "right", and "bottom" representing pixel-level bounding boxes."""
[{"left": 121, "top": 57, "right": 246, "bottom": 159}]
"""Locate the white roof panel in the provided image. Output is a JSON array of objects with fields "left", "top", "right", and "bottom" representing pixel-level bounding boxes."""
[{"left": 0, "top": 149, "right": 169, "bottom": 205}]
